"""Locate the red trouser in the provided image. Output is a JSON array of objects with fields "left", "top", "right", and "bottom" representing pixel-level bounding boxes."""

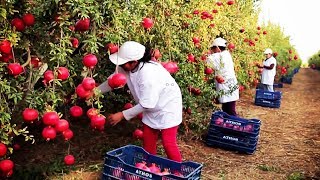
[{"left": 142, "top": 124, "right": 182, "bottom": 162}]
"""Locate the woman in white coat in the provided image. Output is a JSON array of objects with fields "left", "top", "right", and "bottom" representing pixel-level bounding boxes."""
[
  {"left": 206, "top": 37, "right": 239, "bottom": 116},
  {"left": 256, "top": 48, "right": 277, "bottom": 92},
  {"left": 98, "top": 41, "right": 182, "bottom": 162}
]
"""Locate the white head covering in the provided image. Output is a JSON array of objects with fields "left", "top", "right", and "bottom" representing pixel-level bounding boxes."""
[
  {"left": 211, "top": 37, "right": 227, "bottom": 47},
  {"left": 109, "top": 41, "right": 146, "bottom": 65},
  {"left": 264, "top": 48, "right": 273, "bottom": 54}
]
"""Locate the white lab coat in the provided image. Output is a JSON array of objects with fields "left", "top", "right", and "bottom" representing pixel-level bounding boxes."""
[
  {"left": 98, "top": 61, "right": 182, "bottom": 130},
  {"left": 206, "top": 50, "right": 239, "bottom": 103},
  {"left": 261, "top": 56, "right": 277, "bottom": 85}
]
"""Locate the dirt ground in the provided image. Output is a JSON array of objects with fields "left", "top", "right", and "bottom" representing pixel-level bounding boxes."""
[{"left": 12, "top": 68, "right": 320, "bottom": 180}]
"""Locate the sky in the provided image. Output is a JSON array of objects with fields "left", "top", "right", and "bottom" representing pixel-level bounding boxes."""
[{"left": 258, "top": 0, "right": 320, "bottom": 62}]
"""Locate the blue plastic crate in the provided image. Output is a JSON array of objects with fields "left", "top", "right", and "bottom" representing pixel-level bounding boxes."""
[
  {"left": 254, "top": 98, "right": 281, "bottom": 108},
  {"left": 206, "top": 138, "right": 257, "bottom": 154},
  {"left": 280, "top": 76, "right": 292, "bottom": 84},
  {"left": 206, "top": 130, "right": 258, "bottom": 155},
  {"left": 273, "top": 83, "right": 283, "bottom": 88},
  {"left": 255, "top": 89, "right": 282, "bottom": 100},
  {"left": 207, "top": 128, "right": 259, "bottom": 148},
  {"left": 102, "top": 145, "right": 203, "bottom": 180},
  {"left": 257, "top": 83, "right": 283, "bottom": 89},
  {"left": 210, "top": 111, "right": 261, "bottom": 136}
]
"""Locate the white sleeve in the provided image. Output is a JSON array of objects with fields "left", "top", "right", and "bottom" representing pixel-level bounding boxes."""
[
  {"left": 271, "top": 57, "right": 277, "bottom": 65},
  {"left": 206, "top": 56, "right": 215, "bottom": 68},
  {"left": 122, "top": 104, "right": 145, "bottom": 120},
  {"left": 97, "top": 80, "right": 112, "bottom": 94}
]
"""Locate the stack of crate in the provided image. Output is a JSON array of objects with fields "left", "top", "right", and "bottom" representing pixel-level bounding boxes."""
[
  {"left": 254, "top": 89, "right": 282, "bottom": 108},
  {"left": 206, "top": 111, "right": 261, "bottom": 154}
]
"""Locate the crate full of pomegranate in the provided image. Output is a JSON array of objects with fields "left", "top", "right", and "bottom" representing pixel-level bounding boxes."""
[
  {"left": 102, "top": 145, "right": 203, "bottom": 180},
  {"left": 206, "top": 111, "right": 261, "bottom": 154}
]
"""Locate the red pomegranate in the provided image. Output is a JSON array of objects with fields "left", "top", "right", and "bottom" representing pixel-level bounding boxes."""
[
  {"left": 76, "top": 84, "right": 92, "bottom": 99},
  {"left": 133, "top": 129, "right": 143, "bottom": 139},
  {"left": 136, "top": 113, "right": 143, "bottom": 120},
  {"left": 0, "top": 159, "right": 14, "bottom": 173},
  {"left": 215, "top": 117, "right": 224, "bottom": 126},
  {"left": 13, "top": 144, "right": 20, "bottom": 151},
  {"left": 42, "top": 111, "right": 59, "bottom": 126},
  {"left": 22, "top": 108, "right": 39, "bottom": 123},
  {"left": 216, "top": 1, "right": 223, "bottom": 6},
  {"left": 112, "top": 167, "right": 124, "bottom": 178},
  {"left": 69, "top": 105, "right": 83, "bottom": 117},
  {"left": 108, "top": 73, "right": 127, "bottom": 89},
  {"left": 70, "top": 37, "right": 79, "bottom": 48},
  {"left": 62, "top": 129, "right": 74, "bottom": 141},
  {"left": 43, "top": 70, "right": 54, "bottom": 84},
  {"left": 8, "top": 63, "right": 24, "bottom": 76},
  {"left": 106, "top": 43, "right": 118, "bottom": 54},
  {"left": 31, "top": 57, "right": 41, "bottom": 68},
  {"left": 0, "top": 40, "right": 12, "bottom": 54},
  {"left": 0, "top": 143, "right": 7, "bottom": 157},
  {"left": 64, "top": 155, "right": 75, "bottom": 165},
  {"left": 11, "top": 18, "right": 25, "bottom": 31},
  {"left": 91, "top": 115, "right": 106, "bottom": 128},
  {"left": 228, "top": 43, "right": 235, "bottom": 50},
  {"left": 204, "top": 67, "right": 214, "bottom": 75},
  {"left": 227, "top": 0, "right": 234, "bottom": 5},
  {"left": 0, "top": 53, "right": 13, "bottom": 63},
  {"left": 57, "top": 67, "right": 69, "bottom": 81},
  {"left": 42, "top": 126, "right": 57, "bottom": 141},
  {"left": 22, "top": 13, "right": 35, "bottom": 26},
  {"left": 55, "top": 119, "right": 69, "bottom": 132},
  {"left": 123, "top": 103, "right": 134, "bottom": 110},
  {"left": 135, "top": 161, "right": 146, "bottom": 169},
  {"left": 162, "top": 62, "right": 179, "bottom": 74},
  {"left": 87, "top": 108, "right": 99, "bottom": 119},
  {"left": 192, "top": 37, "right": 200, "bottom": 44},
  {"left": 83, "top": 54, "right": 98, "bottom": 69},
  {"left": 141, "top": 18, "right": 153, "bottom": 29},
  {"left": 149, "top": 163, "right": 161, "bottom": 174},
  {"left": 82, "top": 77, "right": 96, "bottom": 90},
  {"left": 75, "top": 18, "right": 90, "bottom": 32},
  {"left": 187, "top": 54, "right": 195, "bottom": 63}
]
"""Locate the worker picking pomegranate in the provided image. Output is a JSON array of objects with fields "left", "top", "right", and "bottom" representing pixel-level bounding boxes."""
[{"left": 98, "top": 41, "right": 183, "bottom": 162}]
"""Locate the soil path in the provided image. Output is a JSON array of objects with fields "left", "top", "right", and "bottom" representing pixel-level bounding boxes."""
[{"left": 179, "top": 68, "right": 320, "bottom": 180}]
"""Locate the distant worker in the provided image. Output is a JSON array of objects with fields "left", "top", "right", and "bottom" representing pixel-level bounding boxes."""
[
  {"left": 256, "top": 48, "right": 277, "bottom": 92},
  {"left": 206, "top": 37, "right": 239, "bottom": 116}
]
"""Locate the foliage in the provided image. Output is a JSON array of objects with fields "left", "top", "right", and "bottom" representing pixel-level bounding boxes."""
[{"left": 308, "top": 50, "right": 320, "bottom": 69}]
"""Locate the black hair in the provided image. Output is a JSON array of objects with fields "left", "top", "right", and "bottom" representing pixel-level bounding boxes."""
[
  {"left": 218, "top": 46, "right": 226, "bottom": 51},
  {"left": 210, "top": 46, "right": 226, "bottom": 51},
  {"left": 139, "top": 47, "right": 152, "bottom": 63},
  {"left": 130, "top": 46, "right": 153, "bottom": 73}
]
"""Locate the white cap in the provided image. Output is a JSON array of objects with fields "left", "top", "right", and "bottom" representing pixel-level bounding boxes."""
[
  {"left": 210, "top": 37, "right": 227, "bottom": 47},
  {"left": 264, "top": 48, "right": 273, "bottom": 54},
  {"left": 109, "top": 41, "right": 146, "bottom": 65}
]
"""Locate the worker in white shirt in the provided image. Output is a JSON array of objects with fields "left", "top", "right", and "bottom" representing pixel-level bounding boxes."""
[
  {"left": 256, "top": 48, "right": 277, "bottom": 92},
  {"left": 98, "top": 41, "right": 182, "bottom": 162},
  {"left": 206, "top": 37, "right": 239, "bottom": 116}
]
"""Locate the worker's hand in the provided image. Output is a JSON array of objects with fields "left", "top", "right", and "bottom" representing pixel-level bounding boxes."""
[
  {"left": 256, "top": 64, "right": 263, "bottom": 68},
  {"left": 108, "top": 112, "right": 124, "bottom": 126}
]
